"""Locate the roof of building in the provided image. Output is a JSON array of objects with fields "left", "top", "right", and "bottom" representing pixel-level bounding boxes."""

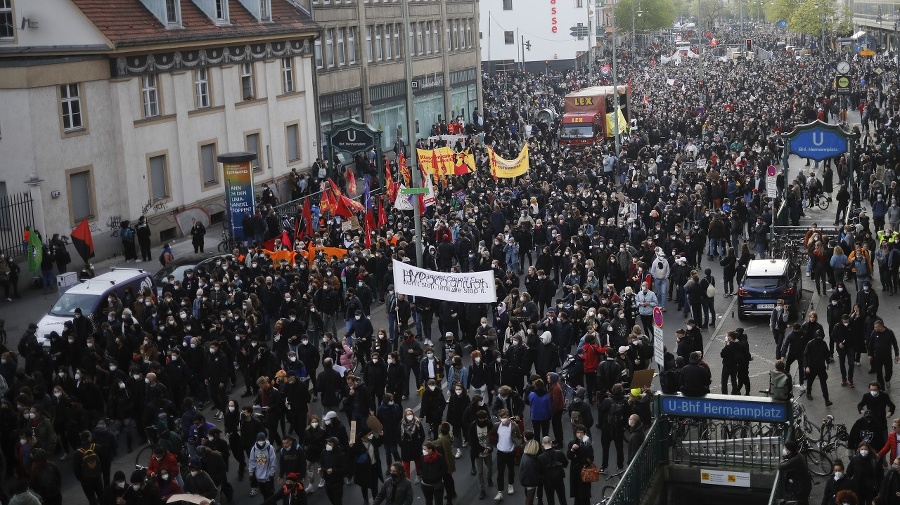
[{"left": 71, "top": 0, "right": 318, "bottom": 49}]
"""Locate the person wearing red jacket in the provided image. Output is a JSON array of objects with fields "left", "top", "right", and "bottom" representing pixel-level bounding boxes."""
[
  {"left": 146, "top": 446, "right": 182, "bottom": 487},
  {"left": 878, "top": 418, "right": 900, "bottom": 462},
  {"left": 580, "top": 333, "right": 607, "bottom": 403}
]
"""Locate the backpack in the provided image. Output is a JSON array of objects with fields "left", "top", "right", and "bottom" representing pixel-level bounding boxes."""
[
  {"left": 704, "top": 279, "right": 716, "bottom": 298},
  {"left": 159, "top": 252, "right": 167, "bottom": 267},
  {"left": 768, "top": 370, "right": 792, "bottom": 401},
  {"left": 607, "top": 398, "right": 628, "bottom": 428},
  {"left": 78, "top": 444, "right": 101, "bottom": 479},
  {"left": 122, "top": 227, "right": 135, "bottom": 242}
]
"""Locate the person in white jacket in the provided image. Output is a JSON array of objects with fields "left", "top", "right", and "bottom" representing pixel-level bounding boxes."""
[
  {"left": 249, "top": 431, "right": 278, "bottom": 499},
  {"left": 649, "top": 250, "right": 670, "bottom": 312}
]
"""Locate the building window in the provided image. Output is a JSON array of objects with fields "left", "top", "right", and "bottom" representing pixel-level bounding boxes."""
[
  {"left": 466, "top": 19, "right": 472, "bottom": 48},
  {"left": 325, "top": 28, "right": 335, "bottom": 67},
  {"left": 165, "top": 0, "right": 179, "bottom": 24},
  {"left": 0, "top": 0, "right": 13, "bottom": 39},
  {"left": 375, "top": 25, "right": 383, "bottom": 61},
  {"left": 194, "top": 68, "right": 210, "bottom": 108},
  {"left": 576, "top": 0, "right": 583, "bottom": 6},
  {"left": 409, "top": 24, "right": 415, "bottom": 58},
  {"left": 504, "top": 30, "right": 514, "bottom": 45},
  {"left": 285, "top": 124, "right": 300, "bottom": 162},
  {"left": 393, "top": 24, "right": 401, "bottom": 57},
  {"left": 259, "top": 0, "right": 271, "bottom": 21},
  {"left": 68, "top": 169, "right": 95, "bottom": 222},
  {"left": 141, "top": 74, "right": 160, "bottom": 118},
  {"left": 424, "top": 21, "right": 431, "bottom": 54},
  {"left": 366, "top": 26, "right": 373, "bottom": 62},
  {"left": 314, "top": 39, "right": 323, "bottom": 69},
  {"left": 60, "top": 83, "right": 84, "bottom": 132},
  {"left": 281, "top": 58, "right": 294, "bottom": 93},
  {"left": 348, "top": 27, "right": 357, "bottom": 63},
  {"left": 214, "top": 0, "right": 228, "bottom": 21},
  {"left": 240, "top": 62, "right": 254, "bottom": 100},
  {"left": 453, "top": 20, "right": 459, "bottom": 50},
  {"left": 200, "top": 143, "right": 218, "bottom": 187},
  {"left": 417, "top": 22, "right": 424, "bottom": 55},
  {"left": 433, "top": 21, "right": 440, "bottom": 52},
  {"left": 503, "top": 0, "right": 512, "bottom": 9},
  {"left": 384, "top": 26, "right": 392, "bottom": 59},
  {"left": 246, "top": 133, "right": 261, "bottom": 171},
  {"left": 337, "top": 28, "right": 346, "bottom": 66},
  {"left": 446, "top": 23, "right": 450, "bottom": 51},
  {"left": 148, "top": 154, "right": 170, "bottom": 201}
]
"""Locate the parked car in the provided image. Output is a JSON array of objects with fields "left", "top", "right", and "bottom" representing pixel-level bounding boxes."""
[
  {"left": 153, "top": 253, "right": 233, "bottom": 298},
  {"left": 36, "top": 268, "right": 154, "bottom": 346},
  {"left": 737, "top": 259, "right": 802, "bottom": 320}
]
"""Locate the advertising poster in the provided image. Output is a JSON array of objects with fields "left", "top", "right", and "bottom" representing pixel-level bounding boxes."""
[{"left": 222, "top": 158, "right": 256, "bottom": 240}]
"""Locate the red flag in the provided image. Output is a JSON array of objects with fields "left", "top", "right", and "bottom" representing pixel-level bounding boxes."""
[
  {"left": 332, "top": 196, "right": 354, "bottom": 218},
  {"left": 386, "top": 166, "right": 398, "bottom": 202},
  {"left": 302, "top": 198, "right": 313, "bottom": 237},
  {"left": 347, "top": 170, "right": 357, "bottom": 196},
  {"left": 398, "top": 154, "right": 411, "bottom": 186},
  {"left": 378, "top": 200, "right": 387, "bottom": 228},
  {"left": 71, "top": 219, "right": 94, "bottom": 263}
]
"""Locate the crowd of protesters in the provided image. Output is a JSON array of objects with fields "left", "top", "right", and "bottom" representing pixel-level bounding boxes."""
[{"left": 8, "top": 21, "right": 900, "bottom": 505}]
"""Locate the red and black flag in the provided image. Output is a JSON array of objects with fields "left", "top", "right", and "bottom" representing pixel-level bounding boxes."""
[{"left": 71, "top": 219, "right": 95, "bottom": 263}]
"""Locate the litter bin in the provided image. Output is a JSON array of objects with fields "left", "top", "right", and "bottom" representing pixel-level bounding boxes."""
[{"left": 57, "top": 272, "right": 79, "bottom": 295}]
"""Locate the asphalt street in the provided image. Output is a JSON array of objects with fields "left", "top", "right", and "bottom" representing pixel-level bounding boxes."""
[{"left": 0, "top": 123, "right": 889, "bottom": 505}]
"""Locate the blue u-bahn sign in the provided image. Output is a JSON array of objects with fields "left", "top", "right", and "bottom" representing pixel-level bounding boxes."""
[
  {"left": 657, "top": 394, "right": 789, "bottom": 423},
  {"left": 784, "top": 120, "right": 851, "bottom": 161}
]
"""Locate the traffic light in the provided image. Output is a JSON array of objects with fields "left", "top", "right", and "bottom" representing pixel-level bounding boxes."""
[
  {"left": 746, "top": 38, "right": 752, "bottom": 52},
  {"left": 525, "top": 40, "right": 532, "bottom": 51}
]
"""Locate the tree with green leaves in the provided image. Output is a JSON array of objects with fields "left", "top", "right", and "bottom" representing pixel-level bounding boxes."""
[{"left": 614, "top": 0, "right": 677, "bottom": 33}]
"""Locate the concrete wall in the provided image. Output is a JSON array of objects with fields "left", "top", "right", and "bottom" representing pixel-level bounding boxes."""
[{"left": 1, "top": 0, "right": 108, "bottom": 49}]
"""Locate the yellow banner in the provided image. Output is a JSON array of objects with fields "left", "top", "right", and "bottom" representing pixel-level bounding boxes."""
[
  {"left": 605, "top": 109, "right": 629, "bottom": 136},
  {"left": 489, "top": 144, "right": 530, "bottom": 178},
  {"left": 418, "top": 147, "right": 476, "bottom": 176}
]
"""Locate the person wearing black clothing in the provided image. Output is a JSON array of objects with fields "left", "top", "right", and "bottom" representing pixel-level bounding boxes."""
[
  {"left": 536, "top": 436, "right": 567, "bottom": 505},
  {"left": 720, "top": 331, "right": 740, "bottom": 395},
  {"left": 135, "top": 216, "right": 152, "bottom": 262},
  {"left": 101, "top": 471, "right": 136, "bottom": 505},
  {"left": 566, "top": 425, "right": 594, "bottom": 505},
  {"left": 373, "top": 462, "right": 414, "bottom": 505},
  {"left": 279, "top": 436, "right": 307, "bottom": 486},
  {"left": 224, "top": 400, "right": 247, "bottom": 480},
  {"left": 129, "top": 470, "right": 162, "bottom": 505},
  {"left": 679, "top": 352, "right": 711, "bottom": 396},
  {"left": 780, "top": 441, "right": 812, "bottom": 505},
  {"left": 597, "top": 348, "right": 623, "bottom": 398},
  {"left": 868, "top": 319, "right": 900, "bottom": 390},
  {"left": 821, "top": 460, "right": 851, "bottom": 505},
  {"left": 205, "top": 342, "right": 229, "bottom": 420},
  {"left": 259, "top": 473, "right": 308, "bottom": 505},
  {"left": 805, "top": 329, "right": 833, "bottom": 406},
  {"left": 350, "top": 429, "right": 383, "bottom": 505},
  {"left": 857, "top": 381, "right": 895, "bottom": 433},
  {"left": 846, "top": 442, "right": 882, "bottom": 505},
  {"left": 834, "top": 314, "right": 857, "bottom": 387},
  {"left": 877, "top": 458, "right": 900, "bottom": 505},
  {"left": 597, "top": 384, "right": 627, "bottom": 472},
  {"left": 419, "top": 441, "right": 447, "bottom": 505},
  {"left": 783, "top": 324, "right": 810, "bottom": 385},
  {"left": 320, "top": 437, "right": 347, "bottom": 505}
]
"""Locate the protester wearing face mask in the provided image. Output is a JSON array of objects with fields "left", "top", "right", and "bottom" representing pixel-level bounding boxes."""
[
  {"left": 102, "top": 470, "right": 138, "bottom": 505},
  {"left": 248, "top": 432, "right": 277, "bottom": 498},
  {"left": 846, "top": 442, "right": 882, "bottom": 505},
  {"left": 488, "top": 408, "right": 523, "bottom": 501},
  {"left": 779, "top": 441, "right": 812, "bottom": 505},
  {"left": 319, "top": 436, "right": 346, "bottom": 505},
  {"left": 566, "top": 424, "right": 594, "bottom": 505},
  {"left": 821, "top": 461, "right": 852, "bottom": 505},
  {"left": 398, "top": 408, "right": 426, "bottom": 485},
  {"left": 128, "top": 470, "right": 161, "bottom": 505},
  {"left": 868, "top": 319, "right": 899, "bottom": 390},
  {"left": 371, "top": 461, "right": 413, "bottom": 505},
  {"left": 182, "top": 459, "right": 217, "bottom": 500}
]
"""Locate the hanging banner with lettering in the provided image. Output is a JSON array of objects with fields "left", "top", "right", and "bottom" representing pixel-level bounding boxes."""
[
  {"left": 488, "top": 144, "right": 530, "bottom": 179},
  {"left": 392, "top": 259, "right": 497, "bottom": 303},
  {"left": 606, "top": 109, "right": 629, "bottom": 136},
  {"left": 417, "top": 147, "right": 476, "bottom": 176},
  {"left": 222, "top": 159, "right": 257, "bottom": 240}
]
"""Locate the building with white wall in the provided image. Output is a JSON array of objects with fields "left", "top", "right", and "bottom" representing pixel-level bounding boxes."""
[
  {"left": 0, "top": 0, "right": 318, "bottom": 257},
  {"left": 479, "top": 0, "right": 593, "bottom": 72}
]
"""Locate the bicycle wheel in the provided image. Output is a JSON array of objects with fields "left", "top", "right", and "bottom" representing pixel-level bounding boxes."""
[
  {"left": 218, "top": 240, "right": 229, "bottom": 253},
  {"left": 134, "top": 444, "right": 153, "bottom": 469},
  {"left": 601, "top": 485, "right": 616, "bottom": 501},
  {"left": 817, "top": 196, "right": 830, "bottom": 210},
  {"left": 802, "top": 419, "right": 821, "bottom": 442},
  {"left": 804, "top": 448, "right": 833, "bottom": 476}
]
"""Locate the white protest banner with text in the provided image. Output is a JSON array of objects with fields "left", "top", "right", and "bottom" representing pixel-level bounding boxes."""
[{"left": 392, "top": 259, "right": 496, "bottom": 303}]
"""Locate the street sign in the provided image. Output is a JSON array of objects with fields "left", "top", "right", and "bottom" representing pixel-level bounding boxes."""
[
  {"left": 327, "top": 118, "right": 384, "bottom": 188},
  {"left": 835, "top": 74, "right": 852, "bottom": 94},
  {"left": 700, "top": 469, "right": 751, "bottom": 488},
  {"left": 784, "top": 120, "right": 851, "bottom": 162},
  {"left": 657, "top": 394, "right": 790, "bottom": 422},
  {"left": 653, "top": 306, "right": 665, "bottom": 367},
  {"left": 766, "top": 165, "right": 778, "bottom": 198},
  {"left": 331, "top": 125, "right": 375, "bottom": 153}
]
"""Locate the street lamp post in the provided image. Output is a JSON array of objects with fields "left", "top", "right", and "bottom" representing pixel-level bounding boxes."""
[
  {"left": 609, "top": 0, "right": 621, "bottom": 156},
  {"left": 401, "top": 0, "right": 423, "bottom": 267}
]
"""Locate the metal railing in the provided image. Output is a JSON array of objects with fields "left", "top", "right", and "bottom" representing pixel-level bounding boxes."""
[
  {"left": 767, "top": 470, "right": 785, "bottom": 505},
  {"left": 0, "top": 191, "right": 34, "bottom": 259},
  {"left": 606, "top": 417, "right": 668, "bottom": 505},
  {"left": 666, "top": 418, "right": 790, "bottom": 470}
]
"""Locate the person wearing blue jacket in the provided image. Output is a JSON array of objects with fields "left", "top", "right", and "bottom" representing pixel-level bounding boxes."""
[{"left": 527, "top": 379, "right": 553, "bottom": 442}]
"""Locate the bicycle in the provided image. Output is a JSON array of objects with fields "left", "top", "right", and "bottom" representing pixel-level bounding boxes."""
[
  {"left": 218, "top": 228, "right": 237, "bottom": 253},
  {"left": 796, "top": 427, "right": 833, "bottom": 476},
  {"left": 599, "top": 468, "right": 627, "bottom": 502},
  {"left": 817, "top": 415, "right": 849, "bottom": 456},
  {"left": 808, "top": 193, "right": 830, "bottom": 211},
  {"left": 792, "top": 399, "right": 820, "bottom": 443}
]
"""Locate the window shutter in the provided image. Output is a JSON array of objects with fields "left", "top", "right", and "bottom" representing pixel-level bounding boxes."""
[
  {"left": 150, "top": 156, "right": 167, "bottom": 200},
  {"left": 71, "top": 172, "right": 92, "bottom": 221},
  {"left": 201, "top": 144, "right": 216, "bottom": 185}
]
